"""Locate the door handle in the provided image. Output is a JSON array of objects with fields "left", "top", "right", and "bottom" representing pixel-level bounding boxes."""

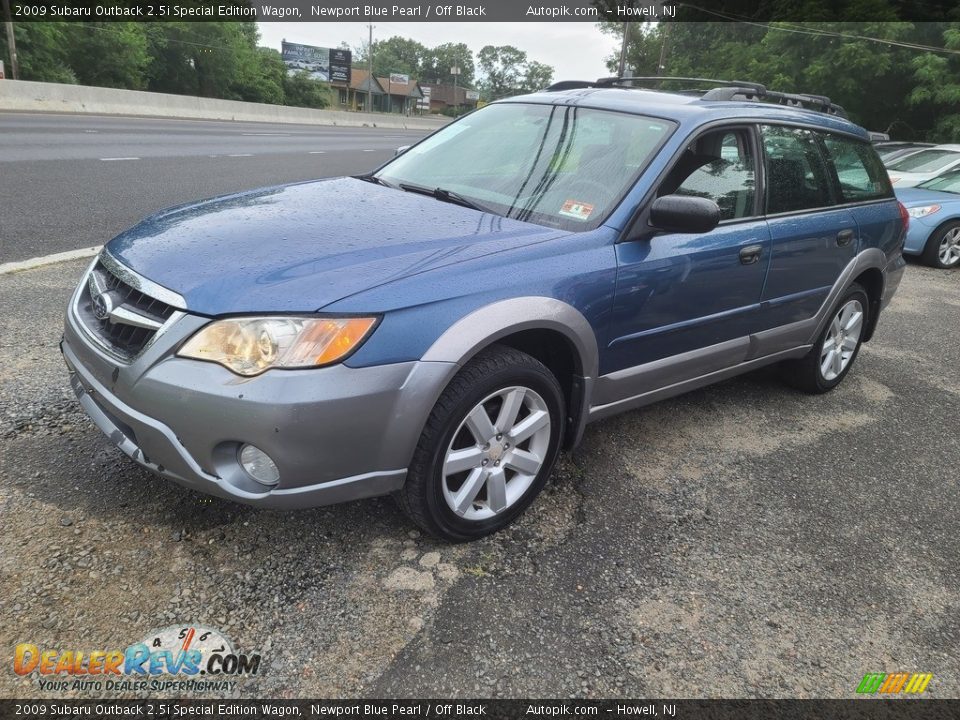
[
  {"left": 739, "top": 244, "right": 763, "bottom": 265},
  {"left": 837, "top": 229, "right": 855, "bottom": 246}
]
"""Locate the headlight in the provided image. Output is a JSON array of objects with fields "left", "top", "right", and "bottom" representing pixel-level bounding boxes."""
[
  {"left": 178, "top": 316, "right": 377, "bottom": 376},
  {"left": 907, "top": 204, "right": 941, "bottom": 219}
]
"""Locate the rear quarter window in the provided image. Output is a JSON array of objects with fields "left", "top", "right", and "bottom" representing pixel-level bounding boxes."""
[{"left": 820, "top": 134, "right": 894, "bottom": 202}]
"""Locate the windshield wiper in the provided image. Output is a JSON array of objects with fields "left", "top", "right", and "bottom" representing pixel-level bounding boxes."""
[
  {"left": 398, "top": 183, "right": 493, "bottom": 214},
  {"left": 356, "top": 174, "right": 397, "bottom": 189}
]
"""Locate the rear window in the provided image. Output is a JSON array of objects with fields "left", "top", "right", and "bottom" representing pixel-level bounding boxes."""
[
  {"left": 887, "top": 149, "right": 960, "bottom": 173},
  {"left": 820, "top": 134, "right": 893, "bottom": 202}
]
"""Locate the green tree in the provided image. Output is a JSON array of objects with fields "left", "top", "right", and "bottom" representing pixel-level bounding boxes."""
[
  {"left": 283, "top": 70, "right": 332, "bottom": 109},
  {"left": 233, "top": 47, "right": 287, "bottom": 105},
  {"left": 477, "top": 45, "right": 555, "bottom": 100},
  {"left": 66, "top": 23, "right": 149, "bottom": 90},
  {"left": 0, "top": 22, "right": 76, "bottom": 83},
  {"left": 602, "top": 17, "right": 960, "bottom": 142},
  {"left": 367, "top": 36, "right": 428, "bottom": 79},
  {"left": 421, "top": 42, "right": 475, "bottom": 86},
  {"left": 520, "top": 61, "right": 554, "bottom": 93}
]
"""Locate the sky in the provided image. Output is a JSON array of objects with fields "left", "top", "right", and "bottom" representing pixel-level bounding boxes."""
[{"left": 256, "top": 22, "right": 617, "bottom": 84}]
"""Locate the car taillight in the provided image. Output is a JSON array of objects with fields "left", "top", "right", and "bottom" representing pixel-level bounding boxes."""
[{"left": 898, "top": 201, "right": 909, "bottom": 232}]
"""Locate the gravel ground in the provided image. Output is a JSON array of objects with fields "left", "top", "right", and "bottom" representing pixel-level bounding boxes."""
[{"left": 0, "top": 258, "right": 957, "bottom": 699}]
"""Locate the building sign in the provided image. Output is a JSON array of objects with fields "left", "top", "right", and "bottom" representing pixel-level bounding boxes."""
[
  {"left": 418, "top": 86, "right": 432, "bottom": 110},
  {"left": 465, "top": 90, "right": 480, "bottom": 101},
  {"left": 389, "top": 73, "right": 410, "bottom": 85},
  {"left": 329, "top": 49, "right": 351, "bottom": 84},
  {"left": 282, "top": 41, "right": 351, "bottom": 84}
]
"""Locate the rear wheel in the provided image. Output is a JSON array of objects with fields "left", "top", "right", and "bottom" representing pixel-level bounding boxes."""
[
  {"left": 781, "top": 283, "right": 870, "bottom": 394},
  {"left": 396, "top": 345, "right": 565, "bottom": 541},
  {"left": 922, "top": 221, "right": 960, "bottom": 269}
]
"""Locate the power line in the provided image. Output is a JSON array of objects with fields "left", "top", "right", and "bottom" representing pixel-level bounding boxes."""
[{"left": 676, "top": 4, "right": 960, "bottom": 56}]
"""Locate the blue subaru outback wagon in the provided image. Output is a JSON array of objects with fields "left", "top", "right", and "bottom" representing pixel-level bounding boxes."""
[{"left": 62, "top": 77, "right": 906, "bottom": 541}]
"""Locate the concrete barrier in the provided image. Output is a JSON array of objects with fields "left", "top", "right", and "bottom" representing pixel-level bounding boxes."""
[{"left": 0, "top": 79, "right": 449, "bottom": 130}]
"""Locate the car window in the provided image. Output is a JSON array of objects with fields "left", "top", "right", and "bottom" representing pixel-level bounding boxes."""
[
  {"left": 918, "top": 170, "right": 960, "bottom": 195},
  {"left": 378, "top": 103, "right": 675, "bottom": 231},
  {"left": 887, "top": 149, "right": 960, "bottom": 173},
  {"left": 821, "top": 134, "right": 893, "bottom": 202},
  {"left": 761, "top": 125, "right": 834, "bottom": 214},
  {"left": 665, "top": 129, "right": 757, "bottom": 221}
]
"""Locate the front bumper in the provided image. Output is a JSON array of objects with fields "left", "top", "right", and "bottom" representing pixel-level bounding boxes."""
[
  {"left": 902, "top": 212, "right": 942, "bottom": 255},
  {"left": 62, "top": 274, "right": 455, "bottom": 509}
]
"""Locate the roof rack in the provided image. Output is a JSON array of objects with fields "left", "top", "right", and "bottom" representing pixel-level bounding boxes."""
[{"left": 543, "top": 76, "right": 847, "bottom": 118}]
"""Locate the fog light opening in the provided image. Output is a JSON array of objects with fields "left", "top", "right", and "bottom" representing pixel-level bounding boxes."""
[{"left": 238, "top": 444, "right": 280, "bottom": 487}]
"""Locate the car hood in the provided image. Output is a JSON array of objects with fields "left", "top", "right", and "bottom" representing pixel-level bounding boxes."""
[
  {"left": 888, "top": 171, "right": 936, "bottom": 188},
  {"left": 107, "top": 177, "right": 568, "bottom": 315},
  {"left": 895, "top": 187, "right": 960, "bottom": 206}
]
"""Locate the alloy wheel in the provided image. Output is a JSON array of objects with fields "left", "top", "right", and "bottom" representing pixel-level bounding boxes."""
[
  {"left": 820, "top": 299, "right": 864, "bottom": 381},
  {"left": 441, "top": 386, "right": 552, "bottom": 521},
  {"left": 938, "top": 227, "right": 960, "bottom": 267}
]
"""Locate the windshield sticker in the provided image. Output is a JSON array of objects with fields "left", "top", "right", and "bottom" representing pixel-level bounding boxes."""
[{"left": 559, "top": 200, "right": 595, "bottom": 221}]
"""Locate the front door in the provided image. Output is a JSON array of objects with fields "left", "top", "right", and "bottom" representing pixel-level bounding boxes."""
[{"left": 605, "top": 126, "right": 771, "bottom": 379}]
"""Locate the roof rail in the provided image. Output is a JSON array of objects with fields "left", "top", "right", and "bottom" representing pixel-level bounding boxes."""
[{"left": 545, "top": 75, "right": 847, "bottom": 118}]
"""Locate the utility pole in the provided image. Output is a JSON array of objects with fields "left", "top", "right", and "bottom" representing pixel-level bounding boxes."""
[
  {"left": 367, "top": 23, "right": 374, "bottom": 112},
  {"left": 657, "top": 22, "right": 671, "bottom": 76},
  {"left": 617, "top": 22, "right": 630, "bottom": 78},
  {"left": 2, "top": 0, "right": 19, "bottom": 80},
  {"left": 451, "top": 66, "right": 460, "bottom": 117}
]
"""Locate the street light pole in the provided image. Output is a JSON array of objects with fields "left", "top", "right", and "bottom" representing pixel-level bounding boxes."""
[{"left": 2, "top": 0, "right": 19, "bottom": 80}]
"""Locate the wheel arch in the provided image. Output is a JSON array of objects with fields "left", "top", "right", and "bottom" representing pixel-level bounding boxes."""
[
  {"left": 852, "top": 267, "right": 884, "bottom": 342},
  {"left": 421, "top": 297, "right": 599, "bottom": 449}
]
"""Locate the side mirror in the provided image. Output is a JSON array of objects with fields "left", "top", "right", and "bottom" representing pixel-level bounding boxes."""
[
  {"left": 649, "top": 194, "right": 720, "bottom": 234},
  {"left": 395, "top": 145, "right": 410, "bottom": 156}
]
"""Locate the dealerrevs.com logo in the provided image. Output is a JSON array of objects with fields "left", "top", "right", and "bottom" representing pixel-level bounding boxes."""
[{"left": 14, "top": 625, "right": 262, "bottom": 693}]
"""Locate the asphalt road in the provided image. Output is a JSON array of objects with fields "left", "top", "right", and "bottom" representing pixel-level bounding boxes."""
[
  {"left": 1, "top": 257, "right": 957, "bottom": 700},
  {"left": 0, "top": 113, "right": 431, "bottom": 263}
]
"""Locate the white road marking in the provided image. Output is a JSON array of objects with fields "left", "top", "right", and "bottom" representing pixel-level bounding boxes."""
[
  {"left": 0, "top": 246, "right": 102, "bottom": 276},
  {"left": 242, "top": 132, "right": 290, "bottom": 136},
  {"left": 100, "top": 157, "right": 139, "bottom": 161},
  {"left": 228, "top": 153, "right": 253, "bottom": 157},
  {"left": 84, "top": 130, "right": 99, "bottom": 134},
  {"left": 363, "top": 149, "right": 376, "bottom": 152},
  {"left": 309, "top": 151, "right": 326, "bottom": 154}
]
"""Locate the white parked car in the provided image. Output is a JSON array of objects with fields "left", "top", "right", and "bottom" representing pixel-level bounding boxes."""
[{"left": 886, "top": 144, "right": 960, "bottom": 188}]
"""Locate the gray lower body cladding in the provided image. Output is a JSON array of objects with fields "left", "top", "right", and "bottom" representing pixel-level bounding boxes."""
[{"left": 62, "top": 297, "right": 454, "bottom": 509}]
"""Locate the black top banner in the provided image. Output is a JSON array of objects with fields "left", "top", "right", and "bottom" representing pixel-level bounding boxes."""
[{"left": 5, "top": 0, "right": 960, "bottom": 22}]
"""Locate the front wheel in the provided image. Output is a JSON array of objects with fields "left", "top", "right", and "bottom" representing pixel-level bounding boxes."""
[
  {"left": 396, "top": 345, "right": 565, "bottom": 541},
  {"left": 780, "top": 283, "right": 870, "bottom": 394}
]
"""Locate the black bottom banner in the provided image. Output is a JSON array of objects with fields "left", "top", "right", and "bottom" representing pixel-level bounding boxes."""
[{"left": 0, "top": 700, "right": 957, "bottom": 720}]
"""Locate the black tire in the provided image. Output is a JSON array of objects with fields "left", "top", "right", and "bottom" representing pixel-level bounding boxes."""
[
  {"left": 396, "top": 344, "right": 565, "bottom": 542},
  {"left": 921, "top": 220, "right": 960, "bottom": 269},
  {"left": 780, "top": 282, "right": 871, "bottom": 394}
]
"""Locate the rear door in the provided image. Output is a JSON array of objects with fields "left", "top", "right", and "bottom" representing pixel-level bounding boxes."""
[
  {"left": 819, "top": 132, "right": 902, "bottom": 259},
  {"left": 758, "top": 124, "right": 858, "bottom": 331}
]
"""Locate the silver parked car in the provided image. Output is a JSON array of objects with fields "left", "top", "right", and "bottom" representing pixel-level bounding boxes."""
[{"left": 886, "top": 144, "right": 960, "bottom": 188}]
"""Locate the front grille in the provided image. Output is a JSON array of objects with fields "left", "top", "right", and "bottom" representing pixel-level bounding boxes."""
[{"left": 76, "top": 260, "right": 177, "bottom": 361}]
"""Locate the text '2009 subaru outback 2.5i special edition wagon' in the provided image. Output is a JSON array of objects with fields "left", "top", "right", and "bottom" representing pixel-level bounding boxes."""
[{"left": 62, "top": 77, "right": 906, "bottom": 541}]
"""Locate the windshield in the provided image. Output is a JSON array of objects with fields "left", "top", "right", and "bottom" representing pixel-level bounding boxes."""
[
  {"left": 887, "top": 148, "right": 960, "bottom": 173},
  {"left": 918, "top": 170, "right": 960, "bottom": 195},
  {"left": 376, "top": 103, "right": 675, "bottom": 230}
]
